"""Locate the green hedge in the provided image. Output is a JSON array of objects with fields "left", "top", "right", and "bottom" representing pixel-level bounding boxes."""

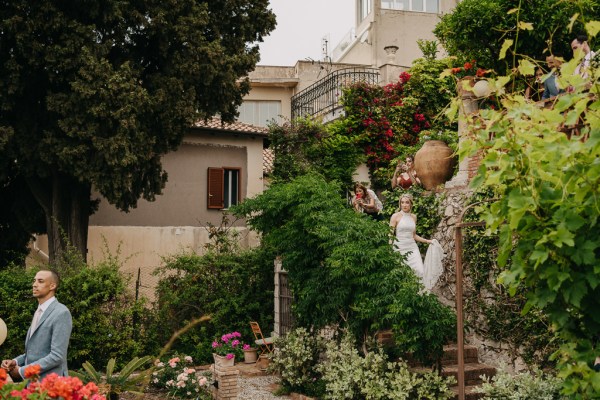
[
  {"left": 0, "top": 261, "right": 146, "bottom": 369},
  {"left": 150, "top": 247, "right": 275, "bottom": 363}
]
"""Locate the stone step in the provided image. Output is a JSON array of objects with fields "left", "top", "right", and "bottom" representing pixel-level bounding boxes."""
[
  {"left": 441, "top": 363, "right": 496, "bottom": 386},
  {"left": 441, "top": 344, "right": 479, "bottom": 366},
  {"left": 450, "top": 384, "right": 485, "bottom": 400}
]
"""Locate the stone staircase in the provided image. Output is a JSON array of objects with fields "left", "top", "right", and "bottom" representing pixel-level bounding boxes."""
[{"left": 411, "top": 344, "right": 496, "bottom": 400}]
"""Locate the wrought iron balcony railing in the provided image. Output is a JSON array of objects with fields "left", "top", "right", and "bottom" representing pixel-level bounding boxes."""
[{"left": 291, "top": 67, "right": 380, "bottom": 121}]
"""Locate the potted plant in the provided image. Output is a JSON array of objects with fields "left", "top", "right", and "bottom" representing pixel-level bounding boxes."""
[
  {"left": 211, "top": 331, "right": 244, "bottom": 366},
  {"left": 242, "top": 344, "right": 259, "bottom": 364}
]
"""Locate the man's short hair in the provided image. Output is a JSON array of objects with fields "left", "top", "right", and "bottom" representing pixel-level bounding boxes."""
[
  {"left": 575, "top": 34, "right": 588, "bottom": 44},
  {"left": 39, "top": 269, "right": 60, "bottom": 289}
]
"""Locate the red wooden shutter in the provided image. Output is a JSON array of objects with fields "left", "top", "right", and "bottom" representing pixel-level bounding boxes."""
[{"left": 207, "top": 168, "right": 224, "bottom": 209}]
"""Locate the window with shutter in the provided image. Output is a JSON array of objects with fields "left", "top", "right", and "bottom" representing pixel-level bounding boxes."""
[
  {"left": 207, "top": 168, "right": 224, "bottom": 209},
  {"left": 207, "top": 167, "right": 241, "bottom": 209}
]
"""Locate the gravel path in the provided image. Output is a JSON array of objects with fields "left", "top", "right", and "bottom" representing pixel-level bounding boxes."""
[{"left": 238, "top": 374, "right": 289, "bottom": 399}]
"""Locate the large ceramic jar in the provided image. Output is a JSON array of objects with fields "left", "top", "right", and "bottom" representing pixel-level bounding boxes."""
[{"left": 414, "top": 140, "right": 456, "bottom": 190}]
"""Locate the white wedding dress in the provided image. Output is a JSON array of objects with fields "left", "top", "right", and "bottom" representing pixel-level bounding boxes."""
[
  {"left": 393, "top": 212, "right": 424, "bottom": 279},
  {"left": 393, "top": 212, "right": 444, "bottom": 290}
]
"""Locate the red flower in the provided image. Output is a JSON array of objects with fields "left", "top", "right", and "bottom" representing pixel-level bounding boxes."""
[
  {"left": 24, "top": 364, "right": 41, "bottom": 379},
  {"left": 0, "top": 368, "right": 6, "bottom": 389},
  {"left": 476, "top": 68, "right": 487, "bottom": 77},
  {"left": 451, "top": 67, "right": 462, "bottom": 75},
  {"left": 464, "top": 62, "right": 473, "bottom": 70}
]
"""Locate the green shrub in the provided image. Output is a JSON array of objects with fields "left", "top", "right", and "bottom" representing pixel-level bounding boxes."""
[
  {"left": 151, "top": 247, "right": 274, "bottom": 364},
  {"left": 149, "top": 354, "right": 213, "bottom": 399},
  {"left": 475, "top": 367, "right": 566, "bottom": 400},
  {"left": 60, "top": 259, "right": 147, "bottom": 368},
  {"left": 234, "top": 173, "right": 456, "bottom": 365},
  {"left": 269, "top": 327, "right": 325, "bottom": 396},
  {"left": 0, "top": 256, "right": 146, "bottom": 370},
  {"left": 318, "top": 332, "right": 455, "bottom": 400},
  {"left": 0, "top": 267, "right": 37, "bottom": 358}
]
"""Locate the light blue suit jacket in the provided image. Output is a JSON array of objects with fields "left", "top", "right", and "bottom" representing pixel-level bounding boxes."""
[{"left": 15, "top": 300, "right": 72, "bottom": 378}]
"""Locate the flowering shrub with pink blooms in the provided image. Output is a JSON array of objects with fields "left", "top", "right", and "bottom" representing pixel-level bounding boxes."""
[
  {"left": 150, "top": 354, "right": 212, "bottom": 399},
  {"left": 211, "top": 331, "right": 245, "bottom": 360}
]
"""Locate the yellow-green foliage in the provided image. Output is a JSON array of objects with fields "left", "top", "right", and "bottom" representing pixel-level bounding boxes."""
[{"left": 453, "top": 16, "right": 600, "bottom": 397}]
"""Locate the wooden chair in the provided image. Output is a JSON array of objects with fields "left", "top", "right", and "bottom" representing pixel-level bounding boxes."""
[{"left": 250, "top": 321, "right": 274, "bottom": 355}]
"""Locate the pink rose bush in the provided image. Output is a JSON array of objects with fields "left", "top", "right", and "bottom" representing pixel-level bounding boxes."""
[{"left": 150, "top": 354, "right": 212, "bottom": 399}]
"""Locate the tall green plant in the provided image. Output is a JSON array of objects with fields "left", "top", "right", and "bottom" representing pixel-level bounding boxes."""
[
  {"left": 0, "top": 257, "right": 146, "bottom": 370},
  {"left": 151, "top": 247, "right": 275, "bottom": 363},
  {"left": 268, "top": 117, "right": 362, "bottom": 189},
  {"left": 434, "top": 0, "right": 598, "bottom": 75},
  {"left": 232, "top": 173, "right": 455, "bottom": 364},
  {"left": 455, "top": 17, "right": 600, "bottom": 396}
]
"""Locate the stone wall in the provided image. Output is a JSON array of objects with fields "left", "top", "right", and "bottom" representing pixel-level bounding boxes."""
[{"left": 429, "top": 187, "right": 527, "bottom": 371}]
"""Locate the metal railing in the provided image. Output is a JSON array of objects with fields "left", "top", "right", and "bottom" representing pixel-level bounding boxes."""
[{"left": 291, "top": 67, "right": 380, "bottom": 121}]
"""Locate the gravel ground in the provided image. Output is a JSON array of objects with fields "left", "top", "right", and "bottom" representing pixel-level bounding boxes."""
[{"left": 238, "top": 374, "right": 288, "bottom": 399}]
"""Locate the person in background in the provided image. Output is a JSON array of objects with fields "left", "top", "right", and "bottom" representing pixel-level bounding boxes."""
[
  {"left": 525, "top": 67, "right": 545, "bottom": 102},
  {"left": 1, "top": 270, "right": 72, "bottom": 380},
  {"left": 391, "top": 155, "right": 421, "bottom": 190},
  {"left": 572, "top": 34, "right": 595, "bottom": 79},
  {"left": 542, "top": 55, "right": 564, "bottom": 101},
  {"left": 352, "top": 183, "right": 383, "bottom": 220}
]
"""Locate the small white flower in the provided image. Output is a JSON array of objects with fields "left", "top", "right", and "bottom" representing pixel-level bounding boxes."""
[
  {"left": 157, "top": 362, "right": 164, "bottom": 367},
  {"left": 184, "top": 356, "right": 193, "bottom": 363},
  {"left": 153, "top": 378, "right": 159, "bottom": 383}
]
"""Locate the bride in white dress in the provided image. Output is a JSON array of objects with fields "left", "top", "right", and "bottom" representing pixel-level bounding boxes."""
[{"left": 390, "top": 193, "right": 444, "bottom": 289}]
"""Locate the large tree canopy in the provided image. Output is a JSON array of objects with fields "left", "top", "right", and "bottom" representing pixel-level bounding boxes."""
[
  {"left": 0, "top": 0, "right": 276, "bottom": 263},
  {"left": 434, "top": 0, "right": 599, "bottom": 74}
]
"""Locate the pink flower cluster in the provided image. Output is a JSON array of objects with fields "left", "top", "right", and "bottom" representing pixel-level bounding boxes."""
[{"left": 212, "top": 331, "right": 244, "bottom": 359}]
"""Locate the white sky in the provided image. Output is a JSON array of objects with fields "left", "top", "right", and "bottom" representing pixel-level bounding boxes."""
[{"left": 258, "top": 0, "right": 355, "bottom": 66}]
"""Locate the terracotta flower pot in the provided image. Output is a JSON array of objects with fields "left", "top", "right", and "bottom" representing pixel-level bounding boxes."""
[
  {"left": 212, "top": 353, "right": 235, "bottom": 367},
  {"left": 243, "top": 348, "right": 259, "bottom": 364},
  {"left": 414, "top": 140, "right": 456, "bottom": 190},
  {"left": 256, "top": 354, "right": 270, "bottom": 371}
]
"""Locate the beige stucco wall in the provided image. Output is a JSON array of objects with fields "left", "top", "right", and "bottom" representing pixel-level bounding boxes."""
[
  {"left": 82, "top": 130, "right": 265, "bottom": 296},
  {"left": 337, "top": 0, "right": 457, "bottom": 67},
  {"left": 86, "top": 226, "right": 260, "bottom": 298}
]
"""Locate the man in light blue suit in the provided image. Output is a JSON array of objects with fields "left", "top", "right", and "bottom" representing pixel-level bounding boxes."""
[{"left": 1, "top": 270, "right": 72, "bottom": 380}]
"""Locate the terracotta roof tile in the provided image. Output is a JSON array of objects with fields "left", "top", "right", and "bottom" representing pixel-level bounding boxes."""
[
  {"left": 263, "top": 148, "right": 274, "bottom": 175},
  {"left": 193, "top": 116, "right": 268, "bottom": 136}
]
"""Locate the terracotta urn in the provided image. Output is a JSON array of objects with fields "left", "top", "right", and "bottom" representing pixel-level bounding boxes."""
[{"left": 414, "top": 140, "right": 456, "bottom": 190}]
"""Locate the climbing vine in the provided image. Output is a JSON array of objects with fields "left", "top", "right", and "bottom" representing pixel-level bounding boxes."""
[{"left": 462, "top": 192, "right": 557, "bottom": 368}]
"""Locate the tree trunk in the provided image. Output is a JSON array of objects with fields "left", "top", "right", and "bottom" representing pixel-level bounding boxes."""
[{"left": 27, "top": 171, "right": 91, "bottom": 265}]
